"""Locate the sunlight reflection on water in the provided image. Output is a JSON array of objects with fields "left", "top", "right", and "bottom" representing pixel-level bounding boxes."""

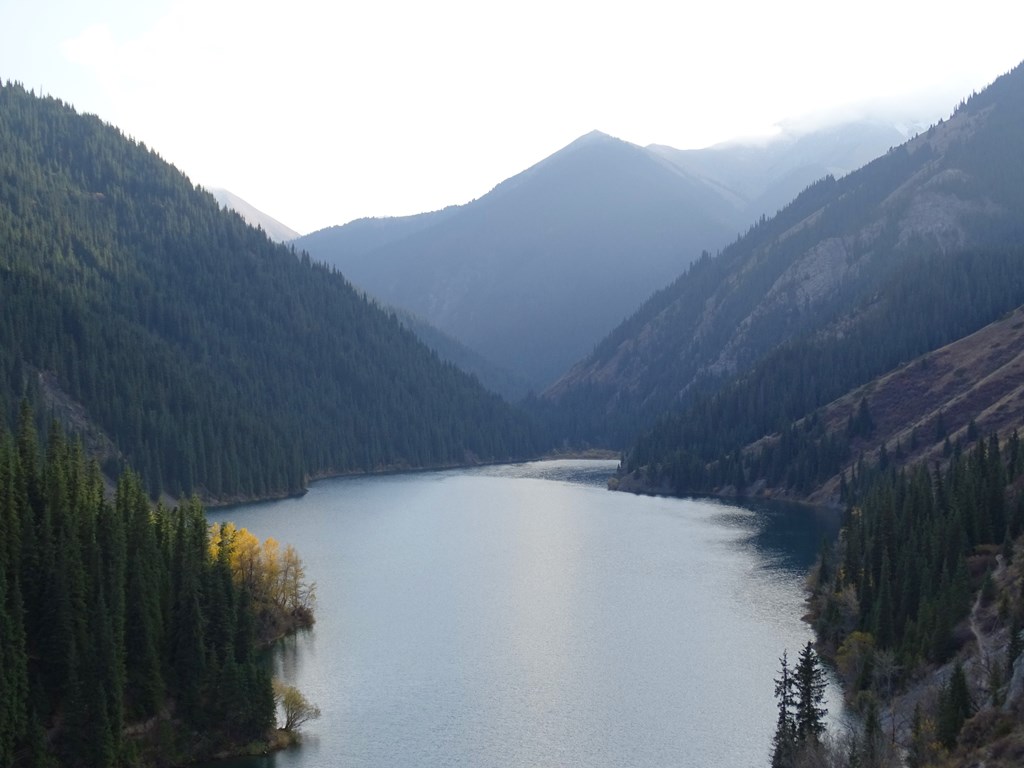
[{"left": 204, "top": 460, "right": 844, "bottom": 768}]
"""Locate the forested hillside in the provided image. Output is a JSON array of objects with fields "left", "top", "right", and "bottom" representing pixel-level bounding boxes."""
[
  {"left": 764, "top": 433, "right": 1024, "bottom": 767},
  {"left": 392, "top": 308, "right": 532, "bottom": 401},
  {"left": 0, "top": 408, "right": 288, "bottom": 766},
  {"left": 544, "top": 62, "right": 1024, "bottom": 464},
  {"left": 616, "top": 249, "right": 1024, "bottom": 499},
  {"left": 0, "top": 82, "right": 541, "bottom": 502}
]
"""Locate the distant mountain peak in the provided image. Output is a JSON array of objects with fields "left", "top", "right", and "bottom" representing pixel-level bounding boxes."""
[
  {"left": 544, "top": 61, "right": 1024, "bottom": 450},
  {"left": 507, "top": 130, "right": 644, "bottom": 188},
  {"left": 571, "top": 129, "right": 617, "bottom": 144},
  {"left": 562, "top": 129, "right": 635, "bottom": 152},
  {"left": 294, "top": 117, "right": 914, "bottom": 392},
  {"left": 208, "top": 187, "right": 301, "bottom": 242}
]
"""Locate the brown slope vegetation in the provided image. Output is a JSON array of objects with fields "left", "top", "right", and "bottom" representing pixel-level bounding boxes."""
[{"left": 748, "top": 305, "right": 1024, "bottom": 505}]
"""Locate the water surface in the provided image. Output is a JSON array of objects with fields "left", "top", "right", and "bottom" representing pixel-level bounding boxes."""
[{"left": 207, "top": 460, "right": 842, "bottom": 768}]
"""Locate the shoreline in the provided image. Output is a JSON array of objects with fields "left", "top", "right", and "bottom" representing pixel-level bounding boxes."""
[
  {"left": 205, "top": 452, "right": 621, "bottom": 510},
  {"left": 608, "top": 470, "right": 844, "bottom": 513}
]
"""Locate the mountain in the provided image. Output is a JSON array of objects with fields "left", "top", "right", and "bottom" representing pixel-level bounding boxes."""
[
  {"left": 293, "top": 207, "right": 541, "bottom": 397},
  {"left": 648, "top": 120, "right": 908, "bottom": 224},
  {"left": 788, "top": 304, "right": 1024, "bottom": 504},
  {"left": 296, "top": 206, "right": 458, "bottom": 260},
  {"left": 546, "top": 61, "right": 1024, "bottom": 484},
  {"left": 0, "top": 82, "right": 541, "bottom": 502},
  {"left": 391, "top": 308, "right": 532, "bottom": 401},
  {"left": 617, "top": 301, "right": 1024, "bottom": 503},
  {"left": 209, "top": 187, "right": 302, "bottom": 241},
  {"left": 294, "top": 131, "right": 739, "bottom": 389},
  {"left": 596, "top": 77, "right": 1024, "bottom": 763},
  {"left": 295, "top": 125, "right": 904, "bottom": 391}
]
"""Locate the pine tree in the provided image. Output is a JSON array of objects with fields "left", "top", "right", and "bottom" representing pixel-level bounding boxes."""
[
  {"left": 168, "top": 503, "right": 207, "bottom": 723},
  {"left": 937, "top": 660, "right": 973, "bottom": 749},
  {"left": 794, "top": 641, "right": 828, "bottom": 744},
  {"left": 0, "top": 430, "right": 28, "bottom": 767},
  {"left": 121, "top": 472, "right": 164, "bottom": 718},
  {"left": 873, "top": 552, "right": 894, "bottom": 649},
  {"left": 771, "top": 651, "right": 797, "bottom": 768}
]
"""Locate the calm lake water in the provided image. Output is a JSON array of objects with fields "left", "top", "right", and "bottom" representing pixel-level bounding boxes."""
[{"left": 206, "top": 460, "right": 844, "bottom": 768}]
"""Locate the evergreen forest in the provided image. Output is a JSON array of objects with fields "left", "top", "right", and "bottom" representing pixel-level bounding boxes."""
[
  {"left": 789, "top": 433, "right": 1024, "bottom": 766},
  {"left": 0, "top": 81, "right": 542, "bottom": 503},
  {"left": 0, "top": 405, "right": 291, "bottom": 767},
  {"left": 619, "top": 245, "right": 1024, "bottom": 497}
]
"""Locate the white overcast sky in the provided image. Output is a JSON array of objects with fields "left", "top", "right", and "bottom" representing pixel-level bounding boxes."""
[{"left": 1, "top": 0, "right": 1022, "bottom": 234}]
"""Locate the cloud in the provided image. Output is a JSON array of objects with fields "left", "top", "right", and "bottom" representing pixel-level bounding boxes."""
[{"left": 41, "top": 0, "right": 1024, "bottom": 233}]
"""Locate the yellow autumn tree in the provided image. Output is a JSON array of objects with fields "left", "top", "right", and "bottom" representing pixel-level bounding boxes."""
[
  {"left": 273, "top": 679, "right": 321, "bottom": 733},
  {"left": 209, "top": 522, "right": 316, "bottom": 636},
  {"left": 279, "top": 543, "right": 316, "bottom": 617}
]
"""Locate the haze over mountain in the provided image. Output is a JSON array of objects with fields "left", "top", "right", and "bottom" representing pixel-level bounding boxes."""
[
  {"left": 296, "top": 123, "right": 905, "bottom": 391},
  {"left": 295, "top": 131, "right": 729, "bottom": 388},
  {"left": 648, "top": 120, "right": 908, "bottom": 226},
  {"left": 542, "top": 62, "right": 1024, "bottom": 494},
  {"left": 390, "top": 305, "right": 532, "bottom": 401},
  {"left": 209, "top": 187, "right": 302, "bottom": 242}
]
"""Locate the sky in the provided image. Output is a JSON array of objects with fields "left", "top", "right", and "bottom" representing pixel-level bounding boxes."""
[{"left": 1, "top": 1, "right": 1022, "bottom": 235}]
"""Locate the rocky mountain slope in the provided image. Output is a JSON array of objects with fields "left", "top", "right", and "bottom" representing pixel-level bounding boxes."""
[
  {"left": 545, "top": 63, "right": 1024, "bottom": 450},
  {"left": 615, "top": 303, "right": 1024, "bottom": 504}
]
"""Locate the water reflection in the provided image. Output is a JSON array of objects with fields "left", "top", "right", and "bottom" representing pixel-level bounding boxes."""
[
  {"left": 200, "top": 461, "right": 843, "bottom": 768},
  {"left": 714, "top": 498, "right": 842, "bottom": 574}
]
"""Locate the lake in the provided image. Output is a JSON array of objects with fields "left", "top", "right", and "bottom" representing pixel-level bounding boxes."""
[{"left": 206, "top": 459, "right": 844, "bottom": 768}]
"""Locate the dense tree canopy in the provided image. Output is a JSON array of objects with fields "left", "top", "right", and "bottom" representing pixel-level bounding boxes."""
[
  {"left": 810, "top": 435, "right": 1019, "bottom": 669},
  {"left": 0, "top": 81, "right": 542, "bottom": 502},
  {"left": 803, "top": 433, "right": 1024, "bottom": 759},
  {"left": 0, "top": 407, "right": 294, "bottom": 766}
]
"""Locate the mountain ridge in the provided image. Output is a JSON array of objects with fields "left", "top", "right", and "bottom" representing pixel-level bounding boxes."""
[
  {"left": 295, "top": 122, "right": 903, "bottom": 390},
  {"left": 543, "top": 63, "right": 1024, "bottom": 449},
  {"left": 295, "top": 131, "right": 736, "bottom": 387}
]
